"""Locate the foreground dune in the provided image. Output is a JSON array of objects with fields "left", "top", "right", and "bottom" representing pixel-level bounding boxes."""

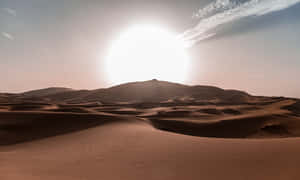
[{"left": 1, "top": 117, "right": 300, "bottom": 180}]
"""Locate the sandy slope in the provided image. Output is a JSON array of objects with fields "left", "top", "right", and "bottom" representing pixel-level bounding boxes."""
[{"left": 1, "top": 118, "right": 300, "bottom": 180}]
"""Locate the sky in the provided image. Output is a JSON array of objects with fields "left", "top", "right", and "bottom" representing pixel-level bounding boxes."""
[{"left": 0, "top": 0, "right": 300, "bottom": 98}]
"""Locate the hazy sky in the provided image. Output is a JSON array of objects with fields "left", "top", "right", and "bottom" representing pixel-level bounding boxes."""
[{"left": 1, "top": 0, "right": 300, "bottom": 98}]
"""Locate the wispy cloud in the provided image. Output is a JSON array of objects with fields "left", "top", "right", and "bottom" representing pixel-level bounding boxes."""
[
  {"left": 182, "top": 0, "right": 300, "bottom": 47},
  {"left": 1, "top": 8, "right": 17, "bottom": 41},
  {"left": 2, "top": 8, "right": 17, "bottom": 17},
  {"left": 1, "top": 32, "right": 14, "bottom": 40}
]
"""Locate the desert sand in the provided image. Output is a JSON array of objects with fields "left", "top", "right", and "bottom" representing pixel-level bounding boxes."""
[{"left": 1, "top": 80, "right": 300, "bottom": 179}]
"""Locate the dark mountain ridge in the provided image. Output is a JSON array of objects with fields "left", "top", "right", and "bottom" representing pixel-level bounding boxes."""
[
  {"left": 10, "top": 80, "right": 250, "bottom": 104},
  {"left": 22, "top": 87, "right": 73, "bottom": 97}
]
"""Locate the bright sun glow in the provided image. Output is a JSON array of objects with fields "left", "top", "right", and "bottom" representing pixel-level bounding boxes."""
[{"left": 105, "top": 25, "right": 189, "bottom": 85}]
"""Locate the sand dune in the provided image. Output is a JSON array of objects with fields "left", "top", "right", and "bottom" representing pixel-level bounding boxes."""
[
  {"left": 0, "top": 111, "right": 124, "bottom": 145},
  {"left": 146, "top": 99, "right": 300, "bottom": 138},
  {"left": 1, "top": 117, "right": 300, "bottom": 180},
  {"left": 1, "top": 80, "right": 300, "bottom": 179}
]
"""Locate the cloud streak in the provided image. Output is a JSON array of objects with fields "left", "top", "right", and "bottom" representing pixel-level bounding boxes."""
[
  {"left": 182, "top": 0, "right": 300, "bottom": 47},
  {"left": 2, "top": 8, "right": 17, "bottom": 17},
  {"left": 1, "top": 8, "right": 16, "bottom": 41},
  {"left": 1, "top": 32, "right": 14, "bottom": 40}
]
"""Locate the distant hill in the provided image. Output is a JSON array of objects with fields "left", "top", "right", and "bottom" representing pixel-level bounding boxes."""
[
  {"left": 22, "top": 87, "right": 73, "bottom": 97},
  {"left": 29, "top": 80, "right": 251, "bottom": 104}
]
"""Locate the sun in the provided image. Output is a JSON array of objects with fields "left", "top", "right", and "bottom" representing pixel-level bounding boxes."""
[{"left": 105, "top": 25, "right": 189, "bottom": 85}]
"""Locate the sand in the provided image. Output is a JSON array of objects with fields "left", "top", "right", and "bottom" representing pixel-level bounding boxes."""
[
  {"left": 1, "top": 80, "right": 300, "bottom": 179},
  {"left": 1, "top": 117, "right": 300, "bottom": 180}
]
